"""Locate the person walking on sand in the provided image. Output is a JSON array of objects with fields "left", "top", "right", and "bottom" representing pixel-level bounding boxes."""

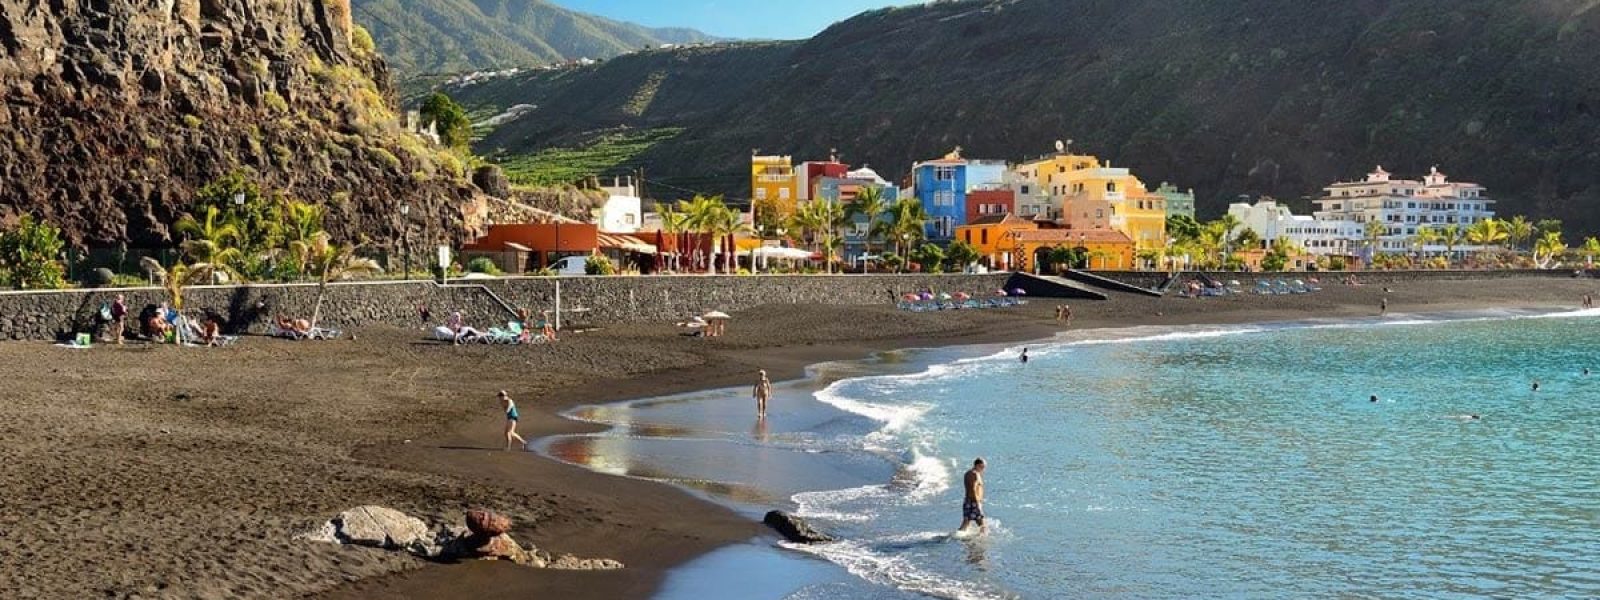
[
  {"left": 959, "top": 458, "right": 987, "bottom": 534},
  {"left": 1054, "top": 305, "right": 1064, "bottom": 322},
  {"left": 753, "top": 370, "right": 773, "bottom": 416},
  {"left": 1381, "top": 297, "right": 1389, "bottom": 315},
  {"left": 497, "top": 390, "right": 527, "bottom": 451}
]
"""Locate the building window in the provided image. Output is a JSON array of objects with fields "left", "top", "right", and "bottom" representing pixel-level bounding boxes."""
[
  {"left": 624, "top": 214, "right": 636, "bottom": 225},
  {"left": 981, "top": 229, "right": 989, "bottom": 245},
  {"left": 936, "top": 167, "right": 957, "bottom": 182},
  {"left": 1020, "top": 185, "right": 1030, "bottom": 195},
  {"left": 934, "top": 191, "right": 955, "bottom": 207},
  {"left": 1107, "top": 182, "right": 1118, "bottom": 193},
  {"left": 755, "top": 188, "right": 768, "bottom": 200},
  {"left": 1095, "top": 209, "right": 1104, "bottom": 219},
  {"left": 779, "top": 188, "right": 790, "bottom": 200}
]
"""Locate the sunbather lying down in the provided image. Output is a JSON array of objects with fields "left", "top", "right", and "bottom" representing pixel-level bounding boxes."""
[{"left": 434, "top": 325, "right": 486, "bottom": 344}]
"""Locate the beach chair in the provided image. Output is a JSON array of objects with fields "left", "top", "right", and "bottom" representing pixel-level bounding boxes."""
[
  {"left": 1297, "top": 279, "right": 1322, "bottom": 292},
  {"left": 484, "top": 325, "right": 519, "bottom": 344},
  {"left": 1227, "top": 280, "right": 1245, "bottom": 295},
  {"left": 1254, "top": 281, "right": 1275, "bottom": 295}
]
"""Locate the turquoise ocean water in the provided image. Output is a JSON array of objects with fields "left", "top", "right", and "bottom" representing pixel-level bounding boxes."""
[{"left": 544, "top": 308, "right": 1600, "bottom": 599}]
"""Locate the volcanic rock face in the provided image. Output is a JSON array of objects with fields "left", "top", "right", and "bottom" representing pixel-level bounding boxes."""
[{"left": 0, "top": 0, "right": 484, "bottom": 248}]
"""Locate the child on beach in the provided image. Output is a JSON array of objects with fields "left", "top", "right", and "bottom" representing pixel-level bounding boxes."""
[{"left": 497, "top": 390, "right": 527, "bottom": 451}]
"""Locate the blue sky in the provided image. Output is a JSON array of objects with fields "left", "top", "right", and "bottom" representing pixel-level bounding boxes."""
[{"left": 558, "top": 0, "right": 906, "bottom": 40}]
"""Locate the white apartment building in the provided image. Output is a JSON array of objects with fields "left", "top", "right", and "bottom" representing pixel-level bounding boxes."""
[
  {"left": 1005, "top": 170, "right": 1060, "bottom": 221},
  {"left": 596, "top": 176, "right": 643, "bottom": 233},
  {"left": 1227, "top": 198, "right": 1362, "bottom": 256},
  {"left": 1314, "top": 166, "right": 1495, "bottom": 254}
]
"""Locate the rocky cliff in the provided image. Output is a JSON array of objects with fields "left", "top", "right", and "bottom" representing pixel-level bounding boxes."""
[
  {"left": 457, "top": 0, "right": 1600, "bottom": 236},
  {"left": 0, "top": 0, "right": 485, "bottom": 248}
]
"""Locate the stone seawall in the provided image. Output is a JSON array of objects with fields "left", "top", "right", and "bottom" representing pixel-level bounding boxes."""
[
  {"left": 1086, "top": 269, "right": 1577, "bottom": 292},
  {"left": 0, "top": 274, "right": 1013, "bottom": 341}
]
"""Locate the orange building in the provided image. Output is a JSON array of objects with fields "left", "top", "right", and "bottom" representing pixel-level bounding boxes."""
[
  {"left": 956, "top": 214, "right": 1036, "bottom": 270},
  {"left": 1004, "top": 228, "right": 1136, "bottom": 272}
]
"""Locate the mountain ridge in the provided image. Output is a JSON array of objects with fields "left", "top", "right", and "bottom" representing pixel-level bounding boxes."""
[{"left": 350, "top": 0, "right": 722, "bottom": 75}]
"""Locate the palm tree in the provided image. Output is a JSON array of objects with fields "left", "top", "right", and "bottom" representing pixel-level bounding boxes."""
[
  {"left": 845, "top": 186, "right": 891, "bottom": 259},
  {"left": 1583, "top": 236, "right": 1600, "bottom": 267},
  {"left": 816, "top": 201, "right": 848, "bottom": 273},
  {"left": 681, "top": 195, "right": 727, "bottom": 272},
  {"left": 1414, "top": 226, "right": 1441, "bottom": 264},
  {"left": 1438, "top": 224, "right": 1464, "bottom": 267},
  {"left": 174, "top": 205, "right": 244, "bottom": 281},
  {"left": 282, "top": 200, "right": 326, "bottom": 278},
  {"left": 885, "top": 198, "right": 929, "bottom": 260},
  {"left": 1534, "top": 231, "right": 1566, "bottom": 269},
  {"left": 1363, "top": 220, "right": 1387, "bottom": 260},
  {"left": 303, "top": 232, "right": 383, "bottom": 330},
  {"left": 655, "top": 203, "right": 688, "bottom": 272},
  {"left": 1506, "top": 216, "right": 1534, "bottom": 252},
  {"left": 1466, "top": 218, "right": 1507, "bottom": 249},
  {"left": 707, "top": 202, "right": 749, "bottom": 274}
]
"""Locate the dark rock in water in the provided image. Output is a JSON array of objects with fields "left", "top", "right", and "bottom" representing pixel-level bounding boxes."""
[
  {"left": 763, "top": 510, "right": 835, "bottom": 544},
  {"left": 465, "top": 509, "right": 512, "bottom": 536}
]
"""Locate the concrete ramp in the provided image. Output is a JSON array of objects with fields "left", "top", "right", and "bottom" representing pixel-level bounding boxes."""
[
  {"left": 1060, "top": 270, "right": 1165, "bottom": 297},
  {"left": 1005, "top": 273, "right": 1108, "bottom": 300}
]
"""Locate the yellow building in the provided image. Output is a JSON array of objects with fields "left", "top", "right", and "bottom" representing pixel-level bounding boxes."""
[
  {"left": 751, "top": 155, "right": 799, "bottom": 224},
  {"left": 956, "top": 214, "right": 1037, "bottom": 270},
  {"left": 1013, "top": 152, "right": 1168, "bottom": 252}
]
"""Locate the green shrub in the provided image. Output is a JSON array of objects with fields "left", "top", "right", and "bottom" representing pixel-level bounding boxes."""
[
  {"left": 584, "top": 254, "right": 616, "bottom": 275},
  {"left": 182, "top": 114, "right": 204, "bottom": 128},
  {"left": 0, "top": 215, "right": 67, "bottom": 290},
  {"left": 370, "top": 147, "right": 402, "bottom": 171},
  {"left": 262, "top": 91, "right": 289, "bottom": 114},
  {"left": 467, "top": 257, "right": 502, "bottom": 275},
  {"left": 352, "top": 25, "right": 377, "bottom": 55}
]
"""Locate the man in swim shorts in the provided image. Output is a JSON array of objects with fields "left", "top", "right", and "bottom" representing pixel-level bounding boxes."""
[{"left": 960, "top": 458, "right": 987, "bottom": 533}]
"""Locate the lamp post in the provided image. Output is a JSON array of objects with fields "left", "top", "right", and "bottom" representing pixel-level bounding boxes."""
[{"left": 399, "top": 203, "right": 411, "bottom": 280}]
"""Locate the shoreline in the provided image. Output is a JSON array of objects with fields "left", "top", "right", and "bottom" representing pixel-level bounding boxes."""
[{"left": 0, "top": 277, "right": 1594, "bottom": 599}]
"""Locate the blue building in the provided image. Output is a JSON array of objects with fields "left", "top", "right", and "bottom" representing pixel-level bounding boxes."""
[{"left": 911, "top": 156, "right": 968, "bottom": 243}]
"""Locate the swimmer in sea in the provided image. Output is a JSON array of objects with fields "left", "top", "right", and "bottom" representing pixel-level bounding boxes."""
[
  {"left": 1020, "top": 348, "right": 1029, "bottom": 364},
  {"left": 1532, "top": 380, "right": 1541, "bottom": 392},
  {"left": 1370, "top": 395, "right": 1379, "bottom": 403}
]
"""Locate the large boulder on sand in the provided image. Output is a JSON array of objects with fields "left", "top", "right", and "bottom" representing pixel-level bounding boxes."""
[
  {"left": 333, "top": 506, "right": 431, "bottom": 550},
  {"left": 465, "top": 509, "right": 513, "bottom": 536},
  {"left": 547, "top": 554, "right": 625, "bottom": 571},
  {"left": 763, "top": 510, "right": 835, "bottom": 544}
]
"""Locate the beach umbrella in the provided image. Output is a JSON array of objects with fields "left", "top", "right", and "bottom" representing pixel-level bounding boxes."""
[
  {"left": 953, "top": 292, "right": 970, "bottom": 300},
  {"left": 920, "top": 292, "right": 935, "bottom": 301},
  {"left": 939, "top": 293, "right": 952, "bottom": 301},
  {"left": 995, "top": 289, "right": 1009, "bottom": 297},
  {"left": 704, "top": 311, "right": 731, "bottom": 320}
]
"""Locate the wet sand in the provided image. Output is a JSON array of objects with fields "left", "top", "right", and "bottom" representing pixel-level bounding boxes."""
[{"left": 0, "top": 276, "right": 1592, "bottom": 599}]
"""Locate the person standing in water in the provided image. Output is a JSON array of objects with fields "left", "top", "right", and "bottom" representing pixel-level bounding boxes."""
[
  {"left": 1381, "top": 297, "right": 1389, "bottom": 315},
  {"left": 1020, "top": 348, "right": 1030, "bottom": 364},
  {"left": 959, "top": 458, "right": 987, "bottom": 534},
  {"left": 497, "top": 390, "right": 527, "bottom": 451},
  {"left": 753, "top": 370, "right": 773, "bottom": 417}
]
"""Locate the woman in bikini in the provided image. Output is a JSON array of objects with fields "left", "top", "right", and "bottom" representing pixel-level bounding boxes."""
[{"left": 498, "top": 390, "right": 527, "bottom": 451}]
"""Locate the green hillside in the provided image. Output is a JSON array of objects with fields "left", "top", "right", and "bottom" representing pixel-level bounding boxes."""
[
  {"left": 449, "top": 0, "right": 1600, "bottom": 235},
  {"left": 350, "top": 0, "right": 720, "bottom": 75}
]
